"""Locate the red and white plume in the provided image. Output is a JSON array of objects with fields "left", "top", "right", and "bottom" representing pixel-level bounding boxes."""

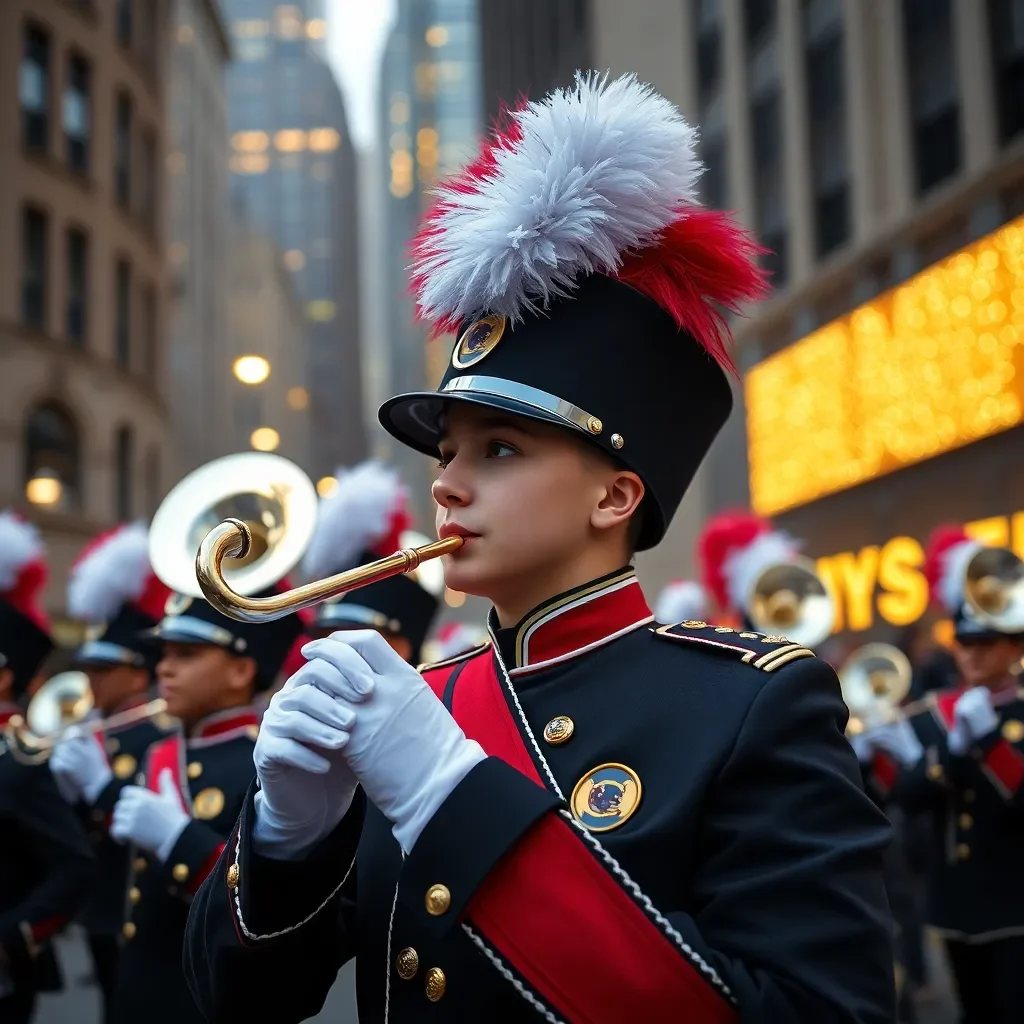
[
  {"left": 302, "top": 461, "right": 411, "bottom": 581},
  {"left": 67, "top": 522, "right": 170, "bottom": 623},
  {"left": 431, "top": 622, "right": 488, "bottom": 661},
  {"left": 924, "top": 525, "right": 980, "bottom": 615},
  {"left": 411, "top": 72, "right": 766, "bottom": 369},
  {"left": 654, "top": 580, "right": 707, "bottom": 624},
  {"left": 0, "top": 510, "right": 50, "bottom": 631},
  {"left": 697, "top": 511, "right": 800, "bottom": 614}
]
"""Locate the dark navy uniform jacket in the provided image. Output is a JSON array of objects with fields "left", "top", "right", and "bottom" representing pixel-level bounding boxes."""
[
  {"left": 109, "top": 707, "right": 260, "bottom": 1024},
  {"left": 0, "top": 704, "right": 96, "bottom": 996},
  {"left": 883, "top": 684, "right": 1024, "bottom": 943},
  {"left": 185, "top": 569, "right": 896, "bottom": 1023}
]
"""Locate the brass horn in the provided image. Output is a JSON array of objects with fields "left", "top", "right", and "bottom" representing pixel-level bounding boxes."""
[
  {"left": 149, "top": 452, "right": 320, "bottom": 600},
  {"left": 747, "top": 558, "right": 835, "bottom": 648},
  {"left": 839, "top": 643, "right": 913, "bottom": 736},
  {"left": 963, "top": 545, "right": 1024, "bottom": 633}
]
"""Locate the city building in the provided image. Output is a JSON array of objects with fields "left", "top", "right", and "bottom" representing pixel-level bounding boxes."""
[
  {"left": 0, "top": 0, "right": 174, "bottom": 630},
  {"left": 164, "top": 0, "right": 232, "bottom": 476},
  {"left": 222, "top": 0, "right": 365, "bottom": 479}
]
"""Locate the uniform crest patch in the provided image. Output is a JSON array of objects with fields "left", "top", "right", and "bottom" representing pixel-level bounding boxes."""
[{"left": 570, "top": 763, "right": 642, "bottom": 832}]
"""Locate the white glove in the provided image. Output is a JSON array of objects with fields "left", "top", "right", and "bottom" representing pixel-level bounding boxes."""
[
  {"left": 302, "top": 631, "right": 486, "bottom": 854},
  {"left": 111, "top": 768, "right": 191, "bottom": 862},
  {"left": 949, "top": 687, "right": 1000, "bottom": 755},
  {"left": 50, "top": 729, "right": 113, "bottom": 805},
  {"left": 251, "top": 660, "right": 361, "bottom": 860},
  {"left": 870, "top": 720, "right": 924, "bottom": 769}
]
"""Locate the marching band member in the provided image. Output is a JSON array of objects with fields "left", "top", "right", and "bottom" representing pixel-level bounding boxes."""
[
  {"left": 0, "top": 512, "right": 95, "bottom": 1024},
  {"left": 105, "top": 582, "right": 304, "bottom": 1024},
  {"left": 49, "top": 523, "right": 174, "bottom": 1021},
  {"left": 653, "top": 578, "right": 709, "bottom": 626},
  {"left": 185, "top": 73, "right": 894, "bottom": 1023},
  {"left": 301, "top": 461, "right": 443, "bottom": 664}
]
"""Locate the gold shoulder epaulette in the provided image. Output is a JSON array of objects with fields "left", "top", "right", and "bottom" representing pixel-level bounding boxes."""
[
  {"left": 417, "top": 639, "right": 492, "bottom": 674},
  {"left": 653, "top": 621, "right": 816, "bottom": 673}
]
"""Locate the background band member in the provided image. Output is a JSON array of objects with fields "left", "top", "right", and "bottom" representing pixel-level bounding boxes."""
[
  {"left": 49, "top": 523, "right": 174, "bottom": 1022},
  {"left": 653, "top": 578, "right": 709, "bottom": 627},
  {"left": 0, "top": 512, "right": 96, "bottom": 1024},
  {"left": 301, "top": 460, "right": 443, "bottom": 663},
  {"left": 419, "top": 621, "right": 489, "bottom": 667},
  {"left": 105, "top": 587, "right": 304, "bottom": 1024},
  {"left": 185, "top": 73, "right": 894, "bottom": 1023}
]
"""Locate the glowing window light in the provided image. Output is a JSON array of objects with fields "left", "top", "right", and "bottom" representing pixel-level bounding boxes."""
[
  {"left": 250, "top": 427, "right": 280, "bottom": 452},
  {"left": 306, "top": 18, "right": 327, "bottom": 39},
  {"left": 231, "top": 130, "right": 269, "bottom": 152},
  {"left": 425, "top": 25, "right": 449, "bottom": 47},
  {"left": 316, "top": 475, "right": 337, "bottom": 497},
  {"left": 274, "top": 129, "right": 306, "bottom": 152},
  {"left": 26, "top": 470, "right": 62, "bottom": 506},
  {"left": 308, "top": 128, "right": 340, "bottom": 152},
  {"left": 745, "top": 214, "right": 1024, "bottom": 517},
  {"left": 233, "top": 355, "right": 270, "bottom": 384},
  {"left": 287, "top": 386, "right": 309, "bottom": 410},
  {"left": 306, "top": 300, "right": 336, "bottom": 322}
]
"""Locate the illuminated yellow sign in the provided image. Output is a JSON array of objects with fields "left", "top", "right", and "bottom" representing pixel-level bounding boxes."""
[
  {"left": 746, "top": 215, "right": 1024, "bottom": 516},
  {"left": 816, "top": 510, "right": 1024, "bottom": 633}
]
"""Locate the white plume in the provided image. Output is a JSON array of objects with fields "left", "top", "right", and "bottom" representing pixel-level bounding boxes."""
[
  {"left": 0, "top": 511, "right": 44, "bottom": 591},
  {"left": 654, "top": 580, "right": 706, "bottom": 624},
  {"left": 414, "top": 72, "right": 702, "bottom": 325},
  {"left": 939, "top": 539, "right": 982, "bottom": 615},
  {"left": 723, "top": 531, "right": 801, "bottom": 612},
  {"left": 302, "top": 461, "right": 406, "bottom": 580},
  {"left": 67, "top": 522, "right": 151, "bottom": 622}
]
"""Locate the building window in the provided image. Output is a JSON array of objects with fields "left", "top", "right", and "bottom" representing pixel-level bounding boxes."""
[
  {"left": 145, "top": 445, "right": 161, "bottom": 515},
  {"left": 141, "top": 129, "right": 158, "bottom": 233},
  {"left": 66, "top": 229, "right": 88, "bottom": 346},
  {"left": 744, "top": 0, "right": 776, "bottom": 45},
  {"left": 988, "top": 0, "right": 1024, "bottom": 143},
  {"left": 903, "top": 0, "right": 961, "bottom": 194},
  {"left": 21, "top": 206, "right": 48, "bottom": 330},
  {"left": 20, "top": 23, "right": 50, "bottom": 152},
  {"left": 64, "top": 53, "right": 91, "bottom": 174},
  {"left": 696, "top": 0, "right": 728, "bottom": 208},
  {"left": 114, "top": 424, "right": 134, "bottom": 520},
  {"left": 115, "top": 91, "right": 132, "bottom": 208},
  {"left": 117, "top": 0, "right": 133, "bottom": 48},
  {"left": 803, "top": 0, "right": 849, "bottom": 258},
  {"left": 25, "top": 403, "right": 81, "bottom": 511},
  {"left": 115, "top": 260, "right": 132, "bottom": 369},
  {"left": 141, "top": 283, "right": 157, "bottom": 382}
]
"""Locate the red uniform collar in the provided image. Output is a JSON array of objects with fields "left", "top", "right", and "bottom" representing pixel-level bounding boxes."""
[
  {"left": 489, "top": 568, "right": 653, "bottom": 676},
  {"left": 187, "top": 706, "right": 260, "bottom": 744}
]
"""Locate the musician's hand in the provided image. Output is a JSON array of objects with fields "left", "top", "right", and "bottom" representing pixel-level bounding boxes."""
[
  {"left": 50, "top": 728, "right": 113, "bottom": 805},
  {"left": 251, "top": 661, "right": 361, "bottom": 859},
  {"left": 111, "top": 769, "right": 190, "bottom": 860},
  {"left": 870, "top": 720, "right": 924, "bottom": 769},
  {"left": 302, "top": 631, "right": 486, "bottom": 854},
  {"left": 949, "top": 687, "right": 1000, "bottom": 755}
]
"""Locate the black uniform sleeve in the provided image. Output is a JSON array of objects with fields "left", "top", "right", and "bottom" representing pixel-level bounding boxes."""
[
  {"left": 0, "top": 762, "right": 96, "bottom": 975},
  {"left": 184, "top": 781, "right": 364, "bottom": 1023},
  {"left": 91, "top": 774, "right": 131, "bottom": 816}
]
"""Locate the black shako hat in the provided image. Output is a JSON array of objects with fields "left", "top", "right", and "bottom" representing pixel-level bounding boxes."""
[
  {"left": 0, "top": 600, "right": 53, "bottom": 698},
  {"left": 376, "top": 72, "right": 766, "bottom": 550},
  {"left": 147, "top": 590, "right": 303, "bottom": 692},
  {"left": 77, "top": 605, "right": 162, "bottom": 672}
]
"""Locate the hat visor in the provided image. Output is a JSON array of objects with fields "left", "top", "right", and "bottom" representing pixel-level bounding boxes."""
[
  {"left": 74, "top": 640, "right": 143, "bottom": 667},
  {"left": 142, "top": 616, "right": 238, "bottom": 649}
]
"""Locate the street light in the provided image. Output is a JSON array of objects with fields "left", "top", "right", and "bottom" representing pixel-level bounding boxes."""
[
  {"left": 26, "top": 469, "right": 63, "bottom": 506},
  {"left": 250, "top": 427, "right": 280, "bottom": 452},
  {"left": 233, "top": 355, "right": 271, "bottom": 385},
  {"left": 316, "top": 476, "right": 338, "bottom": 498}
]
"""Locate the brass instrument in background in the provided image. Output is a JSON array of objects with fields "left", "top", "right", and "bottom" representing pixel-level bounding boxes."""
[
  {"left": 3, "top": 671, "right": 167, "bottom": 763},
  {"left": 839, "top": 644, "right": 913, "bottom": 737},
  {"left": 747, "top": 558, "right": 835, "bottom": 649},
  {"left": 963, "top": 545, "right": 1024, "bottom": 633}
]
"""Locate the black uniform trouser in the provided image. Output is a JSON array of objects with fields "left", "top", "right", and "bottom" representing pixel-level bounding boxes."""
[
  {"left": 946, "top": 935, "right": 1024, "bottom": 1023},
  {"left": 0, "top": 986, "right": 36, "bottom": 1024},
  {"left": 88, "top": 932, "right": 120, "bottom": 1022}
]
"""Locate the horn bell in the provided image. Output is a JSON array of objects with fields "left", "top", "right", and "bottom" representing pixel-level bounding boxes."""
[
  {"left": 839, "top": 643, "right": 912, "bottom": 735},
  {"left": 963, "top": 546, "right": 1024, "bottom": 633},
  {"left": 25, "top": 670, "right": 94, "bottom": 740},
  {"left": 747, "top": 558, "right": 835, "bottom": 648},
  {"left": 150, "top": 452, "right": 318, "bottom": 599}
]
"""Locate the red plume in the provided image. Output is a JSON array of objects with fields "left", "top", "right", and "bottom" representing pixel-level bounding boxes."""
[
  {"left": 697, "top": 510, "right": 772, "bottom": 612},
  {"left": 923, "top": 525, "right": 971, "bottom": 606}
]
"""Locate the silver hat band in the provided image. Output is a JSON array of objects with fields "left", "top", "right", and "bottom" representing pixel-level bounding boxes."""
[
  {"left": 78, "top": 640, "right": 144, "bottom": 666},
  {"left": 152, "top": 615, "right": 247, "bottom": 652},
  {"left": 315, "top": 603, "right": 399, "bottom": 633}
]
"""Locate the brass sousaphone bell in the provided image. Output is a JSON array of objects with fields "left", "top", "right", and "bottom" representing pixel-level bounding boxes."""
[
  {"left": 838, "top": 644, "right": 913, "bottom": 737},
  {"left": 746, "top": 558, "right": 835, "bottom": 649},
  {"left": 963, "top": 545, "right": 1024, "bottom": 633}
]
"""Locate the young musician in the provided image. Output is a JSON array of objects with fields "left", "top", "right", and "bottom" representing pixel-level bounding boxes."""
[
  {"left": 106, "top": 586, "right": 303, "bottom": 1024},
  {"left": 0, "top": 512, "right": 95, "bottom": 1024},
  {"left": 301, "top": 461, "right": 443, "bottom": 663},
  {"left": 185, "top": 74, "right": 895, "bottom": 1023},
  {"left": 49, "top": 523, "right": 174, "bottom": 1022}
]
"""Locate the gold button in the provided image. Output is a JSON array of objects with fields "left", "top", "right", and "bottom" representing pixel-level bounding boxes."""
[
  {"left": 927, "top": 764, "right": 944, "bottom": 781},
  {"left": 133, "top": 857, "right": 147, "bottom": 873},
  {"left": 957, "top": 843, "right": 971, "bottom": 861},
  {"left": 425, "top": 884, "right": 451, "bottom": 916},
  {"left": 424, "top": 966, "right": 446, "bottom": 1002},
  {"left": 396, "top": 947, "right": 419, "bottom": 981},
  {"left": 129, "top": 886, "right": 141, "bottom": 904},
  {"left": 1003, "top": 719, "right": 1024, "bottom": 743},
  {"left": 586, "top": 415, "right": 603, "bottom": 435},
  {"left": 226, "top": 863, "right": 240, "bottom": 889},
  {"left": 959, "top": 814, "right": 973, "bottom": 830},
  {"left": 682, "top": 620, "right": 707, "bottom": 628},
  {"left": 714, "top": 626, "right": 734, "bottom": 633},
  {"left": 964, "top": 789, "right": 976, "bottom": 803},
  {"left": 122, "top": 921, "right": 136, "bottom": 940},
  {"left": 542, "top": 716, "right": 574, "bottom": 746},
  {"left": 172, "top": 863, "right": 189, "bottom": 883},
  {"left": 187, "top": 761, "right": 203, "bottom": 780}
]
